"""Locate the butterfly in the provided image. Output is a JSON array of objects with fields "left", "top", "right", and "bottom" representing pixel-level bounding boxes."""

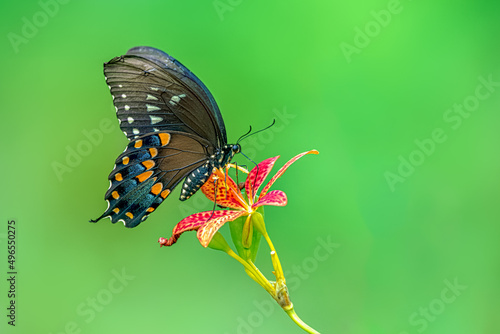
[{"left": 91, "top": 46, "right": 240, "bottom": 228}]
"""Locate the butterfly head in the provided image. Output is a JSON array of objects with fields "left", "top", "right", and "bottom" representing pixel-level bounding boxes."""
[
  {"left": 232, "top": 143, "right": 241, "bottom": 155},
  {"left": 215, "top": 144, "right": 241, "bottom": 167}
]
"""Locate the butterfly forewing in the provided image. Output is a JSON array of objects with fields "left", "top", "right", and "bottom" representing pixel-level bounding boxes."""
[
  {"left": 104, "top": 50, "right": 223, "bottom": 145},
  {"left": 126, "top": 46, "right": 227, "bottom": 144}
]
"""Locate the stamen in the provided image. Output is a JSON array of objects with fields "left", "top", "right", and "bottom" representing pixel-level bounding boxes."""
[{"left": 227, "top": 163, "right": 249, "bottom": 174}]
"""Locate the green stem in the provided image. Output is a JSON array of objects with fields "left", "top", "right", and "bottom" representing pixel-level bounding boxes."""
[
  {"left": 227, "top": 212, "right": 320, "bottom": 333},
  {"left": 262, "top": 231, "right": 285, "bottom": 283},
  {"left": 285, "top": 307, "right": 321, "bottom": 334},
  {"left": 226, "top": 249, "right": 275, "bottom": 296}
]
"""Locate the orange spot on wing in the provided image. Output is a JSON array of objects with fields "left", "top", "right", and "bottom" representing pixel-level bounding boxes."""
[
  {"left": 115, "top": 173, "right": 123, "bottom": 181},
  {"left": 136, "top": 171, "right": 153, "bottom": 183},
  {"left": 146, "top": 207, "right": 155, "bottom": 213},
  {"left": 112, "top": 191, "right": 119, "bottom": 199},
  {"left": 161, "top": 189, "right": 171, "bottom": 199},
  {"left": 142, "top": 160, "right": 155, "bottom": 170},
  {"left": 126, "top": 212, "right": 134, "bottom": 219},
  {"left": 113, "top": 208, "right": 120, "bottom": 214},
  {"left": 158, "top": 133, "right": 171, "bottom": 146},
  {"left": 149, "top": 147, "right": 158, "bottom": 158},
  {"left": 122, "top": 156, "right": 130, "bottom": 165},
  {"left": 151, "top": 183, "right": 163, "bottom": 195},
  {"left": 134, "top": 139, "right": 143, "bottom": 148}
]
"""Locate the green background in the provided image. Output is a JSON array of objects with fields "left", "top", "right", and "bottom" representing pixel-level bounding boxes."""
[{"left": 1, "top": 0, "right": 499, "bottom": 333}]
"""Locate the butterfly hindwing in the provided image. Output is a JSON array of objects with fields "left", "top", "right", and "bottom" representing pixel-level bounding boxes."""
[{"left": 93, "top": 131, "right": 210, "bottom": 227}]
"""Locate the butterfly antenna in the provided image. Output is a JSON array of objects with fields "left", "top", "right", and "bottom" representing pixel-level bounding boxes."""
[
  {"left": 237, "top": 119, "right": 276, "bottom": 144},
  {"left": 236, "top": 126, "right": 252, "bottom": 144}
]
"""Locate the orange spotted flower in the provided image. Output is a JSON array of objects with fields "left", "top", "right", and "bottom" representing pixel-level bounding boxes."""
[
  {"left": 159, "top": 150, "right": 318, "bottom": 248},
  {"left": 159, "top": 149, "right": 320, "bottom": 334}
]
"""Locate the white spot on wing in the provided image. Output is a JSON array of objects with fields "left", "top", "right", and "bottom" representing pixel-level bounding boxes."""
[
  {"left": 121, "top": 94, "right": 127, "bottom": 98},
  {"left": 146, "top": 94, "right": 158, "bottom": 101},
  {"left": 169, "top": 94, "right": 186, "bottom": 106},
  {"left": 150, "top": 87, "right": 160, "bottom": 91},
  {"left": 146, "top": 104, "right": 161, "bottom": 112},
  {"left": 150, "top": 115, "right": 163, "bottom": 124},
  {"left": 105, "top": 199, "right": 110, "bottom": 210},
  {"left": 153, "top": 127, "right": 160, "bottom": 132},
  {"left": 118, "top": 84, "right": 123, "bottom": 88},
  {"left": 125, "top": 105, "right": 130, "bottom": 111},
  {"left": 127, "top": 117, "right": 134, "bottom": 124},
  {"left": 133, "top": 128, "right": 140, "bottom": 135}
]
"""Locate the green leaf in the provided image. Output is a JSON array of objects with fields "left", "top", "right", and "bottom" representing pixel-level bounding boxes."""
[
  {"left": 229, "top": 215, "right": 247, "bottom": 259},
  {"left": 207, "top": 232, "right": 231, "bottom": 252},
  {"left": 242, "top": 215, "right": 253, "bottom": 249},
  {"left": 229, "top": 208, "right": 264, "bottom": 262}
]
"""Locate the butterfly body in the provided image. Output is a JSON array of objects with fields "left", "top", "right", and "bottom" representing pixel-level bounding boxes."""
[{"left": 91, "top": 47, "right": 238, "bottom": 228}]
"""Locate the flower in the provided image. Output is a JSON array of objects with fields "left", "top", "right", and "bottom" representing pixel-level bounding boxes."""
[{"left": 159, "top": 150, "right": 318, "bottom": 248}]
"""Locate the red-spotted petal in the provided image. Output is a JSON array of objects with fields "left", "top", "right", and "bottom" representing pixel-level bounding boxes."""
[
  {"left": 253, "top": 190, "right": 288, "bottom": 208},
  {"left": 201, "top": 168, "right": 246, "bottom": 210},
  {"left": 197, "top": 210, "right": 247, "bottom": 247},
  {"left": 245, "top": 156, "right": 279, "bottom": 202},
  {"left": 258, "top": 150, "right": 319, "bottom": 200},
  {"left": 159, "top": 210, "right": 229, "bottom": 247}
]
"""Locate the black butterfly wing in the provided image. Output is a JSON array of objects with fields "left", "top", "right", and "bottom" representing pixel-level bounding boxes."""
[
  {"left": 92, "top": 47, "right": 229, "bottom": 227},
  {"left": 104, "top": 46, "right": 226, "bottom": 146},
  {"left": 92, "top": 131, "right": 213, "bottom": 227},
  {"left": 126, "top": 46, "right": 227, "bottom": 144}
]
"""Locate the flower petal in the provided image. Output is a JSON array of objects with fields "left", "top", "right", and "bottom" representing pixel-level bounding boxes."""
[
  {"left": 253, "top": 190, "right": 288, "bottom": 208},
  {"left": 197, "top": 210, "right": 247, "bottom": 247},
  {"left": 159, "top": 210, "right": 230, "bottom": 247},
  {"left": 245, "top": 156, "right": 280, "bottom": 203},
  {"left": 201, "top": 168, "right": 247, "bottom": 210},
  {"left": 258, "top": 150, "right": 319, "bottom": 200}
]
